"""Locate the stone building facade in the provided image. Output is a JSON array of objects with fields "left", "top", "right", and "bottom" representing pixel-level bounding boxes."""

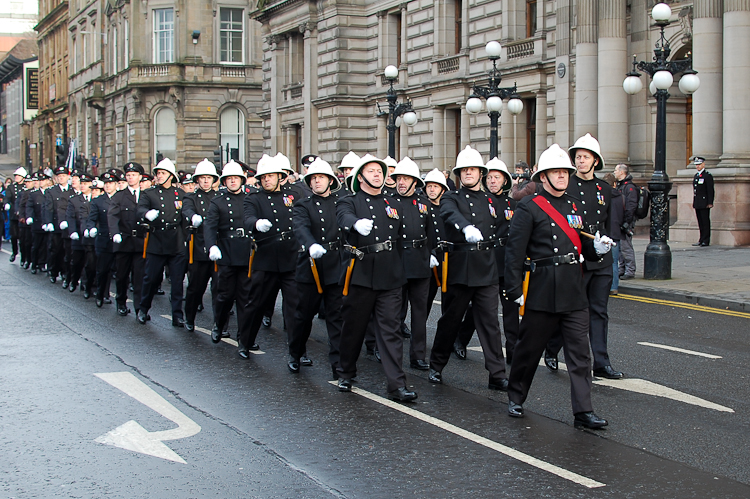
[{"left": 253, "top": 0, "right": 750, "bottom": 245}]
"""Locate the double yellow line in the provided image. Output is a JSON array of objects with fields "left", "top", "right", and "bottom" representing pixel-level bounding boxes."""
[{"left": 613, "top": 293, "right": 750, "bottom": 319}]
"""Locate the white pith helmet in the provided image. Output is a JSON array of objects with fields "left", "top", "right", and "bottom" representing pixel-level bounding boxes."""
[
  {"left": 423, "top": 168, "right": 448, "bottom": 191},
  {"left": 532, "top": 144, "right": 577, "bottom": 182},
  {"left": 220, "top": 160, "right": 247, "bottom": 181},
  {"left": 350, "top": 154, "right": 388, "bottom": 193},
  {"left": 391, "top": 156, "right": 425, "bottom": 189},
  {"left": 304, "top": 157, "right": 341, "bottom": 192},
  {"left": 452, "top": 145, "right": 487, "bottom": 175},
  {"left": 154, "top": 157, "right": 178, "bottom": 180},
  {"left": 485, "top": 157, "right": 512, "bottom": 190},
  {"left": 568, "top": 133, "right": 605, "bottom": 171},
  {"left": 194, "top": 158, "right": 219, "bottom": 180}
]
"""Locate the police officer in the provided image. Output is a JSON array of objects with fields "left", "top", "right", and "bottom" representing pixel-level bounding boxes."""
[
  {"left": 336, "top": 154, "right": 416, "bottom": 402},
  {"left": 428, "top": 146, "right": 507, "bottom": 391},
  {"left": 692, "top": 156, "right": 714, "bottom": 247},
  {"left": 182, "top": 159, "right": 219, "bottom": 332},
  {"left": 43, "top": 165, "right": 73, "bottom": 284},
  {"left": 66, "top": 173, "right": 95, "bottom": 295},
  {"left": 5, "top": 167, "right": 27, "bottom": 262},
  {"left": 289, "top": 158, "right": 345, "bottom": 377},
  {"left": 504, "top": 144, "right": 612, "bottom": 429},
  {"left": 391, "top": 157, "right": 437, "bottom": 370},
  {"left": 17, "top": 173, "right": 34, "bottom": 269},
  {"left": 338, "top": 151, "right": 360, "bottom": 196},
  {"left": 108, "top": 162, "right": 147, "bottom": 317},
  {"left": 203, "top": 161, "right": 253, "bottom": 344},
  {"left": 240, "top": 153, "right": 300, "bottom": 359},
  {"left": 423, "top": 168, "right": 448, "bottom": 318},
  {"left": 137, "top": 158, "right": 187, "bottom": 327},
  {"left": 26, "top": 172, "right": 49, "bottom": 274},
  {"left": 86, "top": 171, "right": 117, "bottom": 307}
]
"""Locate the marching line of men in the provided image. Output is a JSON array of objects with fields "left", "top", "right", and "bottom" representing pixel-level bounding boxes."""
[{"left": 4, "top": 134, "right": 620, "bottom": 428}]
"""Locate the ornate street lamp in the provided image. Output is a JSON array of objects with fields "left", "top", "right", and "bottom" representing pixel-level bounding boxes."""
[
  {"left": 466, "top": 41, "right": 524, "bottom": 159},
  {"left": 382, "top": 65, "right": 417, "bottom": 160},
  {"left": 623, "top": 2, "right": 700, "bottom": 280}
]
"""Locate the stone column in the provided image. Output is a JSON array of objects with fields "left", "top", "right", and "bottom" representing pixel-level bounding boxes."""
[
  {"left": 575, "top": 0, "right": 598, "bottom": 138},
  {"left": 432, "top": 106, "right": 445, "bottom": 171},
  {"left": 268, "top": 35, "right": 283, "bottom": 152},
  {"left": 692, "top": 0, "right": 723, "bottom": 166},
  {"left": 554, "top": 0, "right": 573, "bottom": 146},
  {"left": 597, "top": 0, "right": 628, "bottom": 166},
  {"left": 301, "top": 22, "right": 318, "bottom": 156},
  {"left": 535, "top": 91, "right": 547, "bottom": 162},
  {"left": 460, "top": 104, "right": 470, "bottom": 150},
  {"left": 377, "top": 118, "right": 387, "bottom": 159},
  {"left": 627, "top": 0, "right": 654, "bottom": 174},
  {"left": 720, "top": 0, "right": 750, "bottom": 167},
  {"left": 500, "top": 101, "right": 514, "bottom": 162}
]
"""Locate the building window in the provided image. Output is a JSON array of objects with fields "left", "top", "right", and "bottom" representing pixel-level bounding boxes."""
[
  {"left": 153, "top": 8, "right": 174, "bottom": 63},
  {"left": 220, "top": 8, "right": 244, "bottom": 63},
  {"left": 83, "top": 30, "right": 88, "bottom": 67},
  {"left": 454, "top": 0, "right": 462, "bottom": 54},
  {"left": 388, "top": 12, "right": 402, "bottom": 67},
  {"left": 220, "top": 107, "right": 245, "bottom": 163},
  {"left": 526, "top": 0, "right": 537, "bottom": 38},
  {"left": 123, "top": 107, "right": 130, "bottom": 160},
  {"left": 112, "top": 25, "right": 118, "bottom": 74},
  {"left": 72, "top": 36, "right": 77, "bottom": 73},
  {"left": 124, "top": 19, "right": 129, "bottom": 68},
  {"left": 154, "top": 107, "right": 176, "bottom": 162},
  {"left": 525, "top": 98, "right": 536, "bottom": 166}
]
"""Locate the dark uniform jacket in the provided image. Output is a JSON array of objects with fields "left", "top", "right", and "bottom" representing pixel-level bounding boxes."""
[
  {"left": 204, "top": 190, "right": 251, "bottom": 267},
  {"left": 17, "top": 189, "right": 30, "bottom": 226},
  {"left": 25, "top": 189, "right": 46, "bottom": 233},
  {"left": 6, "top": 182, "right": 22, "bottom": 221},
  {"left": 391, "top": 192, "right": 434, "bottom": 280},
  {"left": 568, "top": 175, "right": 612, "bottom": 270},
  {"left": 693, "top": 169, "right": 715, "bottom": 209},
  {"left": 182, "top": 189, "right": 216, "bottom": 262},
  {"left": 284, "top": 181, "right": 312, "bottom": 199},
  {"left": 293, "top": 194, "right": 343, "bottom": 286},
  {"left": 43, "top": 184, "right": 73, "bottom": 235},
  {"left": 137, "top": 184, "right": 185, "bottom": 256},
  {"left": 491, "top": 192, "right": 517, "bottom": 278},
  {"left": 86, "top": 193, "right": 113, "bottom": 254},
  {"left": 337, "top": 191, "right": 406, "bottom": 291},
  {"left": 243, "top": 190, "right": 297, "bottom": 273},
  {"left": 66, "top": 193, "right": 92, "bottom": 250},
  {"left": 504, "top": 190, "right": 599, "bottom": 313},
  {"left": 439, "top": 187, "right": 500, "bottom": 287},
  {"left": 616, "top": 175, "right": 638, "bottom": 226},
  {"left": 428, "top": 201, "right": 446, "bottom": 249},
  {"left": 108, "top": 187, "right": 145, "bottom": 253}
]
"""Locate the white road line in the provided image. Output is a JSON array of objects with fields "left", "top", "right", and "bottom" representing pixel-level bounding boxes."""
[
  {"left": 158, "top": 314, "right": 263, "bottom": 352},
  {"left": 0, "top": 248, "right": 11, "bottom": 255},
  {"left": 638, "top": 342, "right": 722, "bottom": 359},
  {"left": 328, "top": 381, "right": 605, "bottom": 489}
]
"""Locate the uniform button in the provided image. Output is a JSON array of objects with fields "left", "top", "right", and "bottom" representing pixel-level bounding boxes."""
[
  {"left": 469, "top": 203, "right": 473, "bottom": 207},
  {"left": 582, "top": 200, "right": 586, "bottom": 204},
  {"left": 471, "top": 213, "right": 475, "bottom": 216},
  {"left": 551, "top": 223, "right": 556, "bottom": 227},
  {"left": 375, "top": 237, "right": 379, "bottom": 241},
  {"left": 554, "top": 248, "right": 558, "bottom": 253},
  {"left": 553, "top": 235, "right": 557, "bottom": 240}
]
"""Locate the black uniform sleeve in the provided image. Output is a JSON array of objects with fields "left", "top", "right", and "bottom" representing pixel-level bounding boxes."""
[
  {"left": 243, "top": 194, "right": 260, "bottom": 234},
  {"left": 136, "top": 189, "right": 152, "bottom": 221},
  {"left": 503, "top": 200, "right": 534, "bottom": 301},
  {"left": 65, "top": 198, "right": 78, "bottom": 236},
  {"left": 440, "top": 192, "right": 472, "bottom": 235},
  {"left": 42, "top": 190, "right": 53, "bottom": 226},
  {"left": 622, "top": 183, "right": 638, "bottom": 224},
  {"left": 86, "top": 199, "right": 100, "bottom": 231},
  {"left": 182, "top": 193, "right": 198, "bottom": 222},
  {"left": 204, "top": 199, "right": 220, "bottom": 250},
  {"left": 706, "top": 173, "right": 715, "bottom": 206},
  {"left": 292, "top": 200, "right": 316, "bottom": 251},
  {"left": 336, "top": 195, "right": 359, "bottom": 234}
]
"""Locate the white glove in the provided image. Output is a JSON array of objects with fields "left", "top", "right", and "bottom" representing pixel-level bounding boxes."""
[
  {"left": 354, "top": 218, "right": 373, "bottom": 236},
  {"left": 60, "top": 221, "right": 68, "bottom": 230},
  {"left": 4, "top": 203, "right": 10, "bottom": 211},
  {"left": 26, "top": 217, "right": 33, "bottom": 225},
  {"left": 255, "top": 219, "right": 272, "bottom": 232},
  {"left": 430, "top": 255, "right": 439, "bottom": 268},
  {"left": 42, "top": 224, "right": 51, "bottom": 232},
  {"left": 514, "top": 295, "right": 525, "bottom": 307},
  {"left": 309, "top": 243, "right": 326, "bottom": 259},
  {"left": 145, "top": 209, "right": 159, "bottom": 222},
  {"left": 112, "top": 234, "right": 122, "bottom": 244},
  {"left": 84, "top": 229, "right": 90, "bottom": 238},
  {"left": 70, "top": 232, "right": 79, "bottom": 240},
  {"left": 208, "top": 245, "right": 222, "bottom": 261},
  {"left": 593, "top": 231, "right": 614, "bottom": 255},
  {"left": 47, "top": 224, "right": 55, "bottom": 232},
  {"left": 463, "top": 225, "right": 484, "bottom": 243},
  {"left": 89, "top": 227, "right": 98, "bottom": 238},
  {"left": 191, "top": 214, "right": 203, "bottom": 227}
]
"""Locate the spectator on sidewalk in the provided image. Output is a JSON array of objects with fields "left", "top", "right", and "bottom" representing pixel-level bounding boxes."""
[
  {"left": 614, "top": 164, "right": 638, "bottom": 279},
  {"left": 603, "top": 173, "right": 624, "bottom": 295},
  {"left": 509, "top": 161, "right": 540, "bottom": 201},
  {"left": 692, "top": 156, "right": 714, "bottom": 247},
  {"left": 442, "top": 169, "right": 457, "bottom": 190}
]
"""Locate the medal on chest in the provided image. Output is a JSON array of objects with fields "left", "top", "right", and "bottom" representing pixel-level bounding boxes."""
[
  {"left": 283, "top": 194, "right": 294, "bottom": 207},
  {"left": 415, "top": 199, "right": 428, "bottom": 215},
  {"left": 504, "top": 209, "right": 513, "bottom": 220},
  {"left": 488, "top": 198, "right": 497, "bottom": 218},
  {"left": 384, "top": 199, "right": 399, "bottom": 219},
  {"left": 567, "top": 214, "right": 583, "bottom": 229}
]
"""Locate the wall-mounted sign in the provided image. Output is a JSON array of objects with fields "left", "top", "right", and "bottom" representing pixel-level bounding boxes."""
[
  {"left": 26, "top": 68, "right": 38, "bottom": 110},
  {"left": 49, "top": 83, "right": 56, "bottom": 101},
  {"left": 557, "top": 63, "right": 566, "bottom": 79}
]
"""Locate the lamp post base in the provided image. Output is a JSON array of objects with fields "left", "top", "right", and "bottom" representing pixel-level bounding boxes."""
[{"left": 643, "top": 241, "right": 672, "bottom": 280}]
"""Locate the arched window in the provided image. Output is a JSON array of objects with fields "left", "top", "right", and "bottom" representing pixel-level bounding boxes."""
[
  {"left": 123, "top": 107, "right": 130, "bottom": 161},
  {"left": 154, "top": 107, "right": 176, "bottom": 162},
  {"left": 220, "top": 107, "right": 245, "bottom": 162}
]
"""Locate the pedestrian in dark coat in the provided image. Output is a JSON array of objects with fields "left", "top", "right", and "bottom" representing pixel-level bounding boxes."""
[{"left": 692, "top": 156, "right": 714, "bottom": 246}]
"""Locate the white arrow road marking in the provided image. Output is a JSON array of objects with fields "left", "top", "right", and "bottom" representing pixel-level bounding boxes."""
[
  {"left": 158, "top": 314, "right": 264, "bottom": 352},
  {"left": 328, "top": 381, "right": 605, "bottom": 488},
  {"left": 638, "top": 341, "right": 722, "bottom": 359},
  {"left": 94, "top": 372, "right": 201, "bottom": 463},
  {"left": 468, "top": 346, "right": 733, "bottom": 413}
]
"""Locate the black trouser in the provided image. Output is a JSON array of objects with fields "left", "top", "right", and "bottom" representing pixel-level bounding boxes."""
[
  {"left": 140, "top": 252, "right": 187, "bottom": 318},
  {"left": 95, "top": 252, "right": 115, "bottom": 301},
  {"left": 426, "top": 267, "right": 444, "bottom": 316},
  {"left": 508, "top": 308, "right": 593, "bottom": 415},
  {"left": 289, "top": 281, "right": 343, "bottom": 370},
  {"left": 696, "top": 208, "right": 711, "bottom": 244},
  {"left": 19, "top": 226, "right": 31, "bottom": 263},
  {"left": 30, "top": 231, "right": 47, "bottom": 270},
  {"left": 264, "top": 281, "right": 281, "bottom": 319},
  {"left": 399, "top": 277, "right": 430, "bottom": 363},
  {"left": 338, "top": 285, "right": 405, "bottom": 392},
  {"left": 214, "top": 265, "right": 252, "bottom": 339},
  {"left": 430, "top": 283, "right": 506, "bottom": 383},
  {"left": 114, "top": 251, "right": 145, "bottom": 311},
  {"left": 238, "top": 270, "right": 298, "bottom": 350},
  {"left": 47, "top": 232, "right": 67, "bottom": 279},
  {"left": 547, "top": 266, "right": 613, "bottom": 369},
  {"left": 70, "top": 247, "right": 95, "bottom": 289},
  {"left": 9, "top": 220, "right": 19, "bottom": 255},
  {"left": 184, "top": 260, "right": 217, "bottom": 324}
]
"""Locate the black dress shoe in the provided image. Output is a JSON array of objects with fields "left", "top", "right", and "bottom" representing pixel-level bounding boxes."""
[
  {"left": 23, "top": 262, "right": 30, "bottom": 269},
  {"left": 172, "top": 317, "right": 185, "bottom": 328},
  {"left": 261, "top": 315, "right": 272, "bottom": 328},
  {"left": 410, "top": 359, "right": 429, "bottom": 370},
  {"left": 488, "top": 378, "right": 509, "bottom": 391},
  {"left": 96, "top": 298, "right": 103, "bottom": 308},
  {"left": 401, "top": 323, "right": 411, "bottom": 338},
  {"left": 574, "top": 412, "right": 608, "bottom": 429},
  {"left": 137, "top": 309, "right": 148, "bottom": 325},
  {"left": 288, "top": 358, "right": 300, "bottom": 373},
  {"left": 9, "top": 254, "right": 16, "bottom": 262},
  {"left": 184, "top": 322, "right": 195, "bottom": 332},
  {"left": 238, "top": 349, "right": 249, "bottom": 359},
  {"left": 30, "top": 268, "right": 37, "bottom": 274},
  {"left": 221, "top": 331, "right": 230, "bottom": 338},
  {"left": 428, "top": 369, "right": 442, "bottom": 384},
  {"left": 453, "top": 341, "right": 467, "bottom": 360},
  {"left": 374, "top": 348, "right": 381, "bottom": 363},
  {"left": 83, "top": 290, "right": 91, "bottom": 299},
  {"left": 508, "top": 401, "right": 524, "bottom": 418},
  {"left": 117, "top": 306, "right": 130, "bottom": 316},
  {"left": 389, "top": 386, "right": 418, "bottom": 402},
  {"left": 593, "top": 365, "right": 624, "bottom": 379},
  {"left": 50, "top": 276, "right": 56, "bottom": 284},
  {"left": 69, "top": 283, "right": 77, "bottom": 293},
  {"left": 700, "top": 242, "right": 710, "bottom": 247},
  {"left": 691, "top": 242, "right": 702, "bottom": 246},
  {"left": 104, "top": 297, "right": 112, "bottom": 304},
  {"left": 249, "top": 343, "right": 260, "bottom": 351},
  {"left": 366, "top": 347, "right": 375, "bottom": 356},
  {"left": 156, "top": 288, "right": 165, "bottom": 295},
  {"left": 62, "top": 280, "right": 69, "bottom": 289},
  {"left": 211, "top": 326, "right": 222, "bottom": 343},
  {"left": 300, "top": 355, "right": 313, "bottom": 367},
  {"left": 338, "top": 378, "right": 352, "bottom": 392},
  {"left": 544, "top": 351, "right": 558, "bottom": 371}
]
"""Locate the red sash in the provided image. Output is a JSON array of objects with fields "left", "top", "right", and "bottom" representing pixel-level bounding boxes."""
[{"left": 532, "top": 196, "right": 582, "bottom": 256}]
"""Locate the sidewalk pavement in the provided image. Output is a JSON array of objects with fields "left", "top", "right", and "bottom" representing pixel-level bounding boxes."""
[
  {"left": 0, "top": 154, "right": 22, "bottom": 180},
  {"left": 616, "top": 236, "right": 750, "bottom": 312}
]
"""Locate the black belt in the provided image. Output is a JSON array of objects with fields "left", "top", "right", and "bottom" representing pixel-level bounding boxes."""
[
  {"left": 219, "top": 228, "right": 247, "bottom": 239},
  {"left": 322, "top": 240, "right": 341, "bottom": 251},
  {"left": 403, "top": 237, "right": 427, "bottom": 249},
  {"left": 256, "top": 230, "right": 294, "bottom": 245},
  {"left": 526, "top": 252, "right": 579, "bottom": 271},
  {"left": 345, "top": 241, "right": 393, "bottom": 260},
  {"left": 151, "top": 222, "right": 179, "bottom": 231},
  {"left": 444, "top": 240, "right": 498, "bottom": 252}
]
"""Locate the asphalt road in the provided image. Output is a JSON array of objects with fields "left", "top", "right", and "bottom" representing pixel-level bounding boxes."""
[{"left": 1, "top": 245, "right": 749, "bottom": 498}]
